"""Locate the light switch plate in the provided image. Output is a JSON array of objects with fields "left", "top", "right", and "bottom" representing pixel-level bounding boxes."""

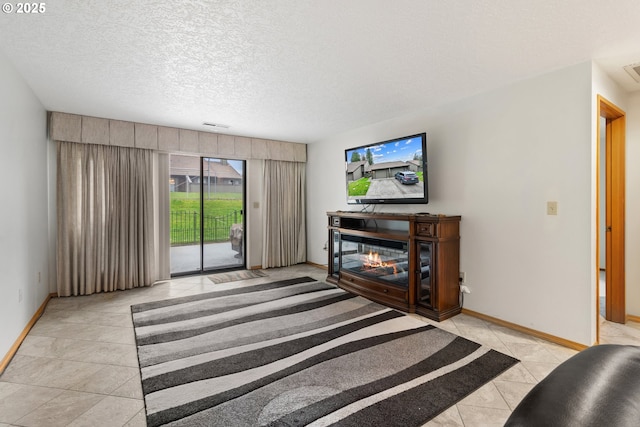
[{"left": 547, "top": 201, "right": 558, "bottom": 215}]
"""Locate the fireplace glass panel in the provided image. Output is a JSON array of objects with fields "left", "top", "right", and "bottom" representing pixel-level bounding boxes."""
[
  {"left": 418, "top": 242, "right": 432, "bottom": 306},
  {"left": 340, "top": 234, "right": 409, "bottom": 288}
]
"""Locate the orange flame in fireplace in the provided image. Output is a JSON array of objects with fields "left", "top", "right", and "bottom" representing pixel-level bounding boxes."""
[{"left": 362, "top": 250, "right": 397, "bottom": 274}]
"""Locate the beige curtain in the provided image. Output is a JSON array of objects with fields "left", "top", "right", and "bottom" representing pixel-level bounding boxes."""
[
  {"left": 155, "top": 153, "right": 171, "bottom": 281},
  {"left": 262, "top": 160, "right": 306, "bottom": 267},
  {"left": 56, "top": 141, "right": 156, "bottom": 296}
]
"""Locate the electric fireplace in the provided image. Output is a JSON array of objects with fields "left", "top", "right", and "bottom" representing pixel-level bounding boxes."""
[
  {"left": 340, "top": 234, "right": 409, "bottom": 288},
  {"left": 327, "top": 211, "right": 462, "bottom": 321}
]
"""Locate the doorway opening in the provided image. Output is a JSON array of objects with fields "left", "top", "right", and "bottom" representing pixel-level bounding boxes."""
[
  {"left": 169, "top": 154, "right": 245, "bottom": 276},
  {"left": 597, "top": 95, "right": 626, "bottom": 337}
]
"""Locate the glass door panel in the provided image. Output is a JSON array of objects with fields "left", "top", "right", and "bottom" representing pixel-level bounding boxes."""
[
  {"left": 169, "top": 154, "right": 201, "bottom": 275},
  {"left": 330, "top": 230, "right": 340, "bottom": 279},
  {"left": 417, "top": 242, "right": 433, "bottom": 307},
  {"left": 169, "top": 155, "right": 245, "bottom": 275},
  {"left": 202, "top": 158, "right": 244, "bottom": 270}
]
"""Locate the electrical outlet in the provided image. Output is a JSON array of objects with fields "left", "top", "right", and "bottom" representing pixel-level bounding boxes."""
[
  {"left": 459, "top": 272, "right": 466, "bottom": 284},
  {"left": 547, "top": 201, "right": 558, "bottom": 215}
]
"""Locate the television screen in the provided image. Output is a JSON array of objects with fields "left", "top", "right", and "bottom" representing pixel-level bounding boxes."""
[{"left": 345, "top": 133, "right": 428, "bottom": 205}]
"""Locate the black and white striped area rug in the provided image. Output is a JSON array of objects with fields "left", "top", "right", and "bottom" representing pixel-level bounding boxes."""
[{"left": 132, "top": 277, "right": 518, "bottom": 427}]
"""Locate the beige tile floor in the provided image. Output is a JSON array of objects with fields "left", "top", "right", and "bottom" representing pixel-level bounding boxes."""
[{"left": 0, "top": 264, "right": 637, "bottom": 427}]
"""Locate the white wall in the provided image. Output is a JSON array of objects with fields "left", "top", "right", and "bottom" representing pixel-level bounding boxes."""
[
  {"left": 625, "top": 91, "right": 640, "bottom": 317},
  {"left": 308, "top": 62, "right": 597, "bottom": 345},
  {"left": 0, "top": 51, "right": 50, "bottom": 359},
  {"left": 246, "top": 158, "right": 264, "bottom": 268}
]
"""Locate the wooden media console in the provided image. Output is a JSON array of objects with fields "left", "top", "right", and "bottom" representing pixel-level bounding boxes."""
[{"left": 326, "top": 211, "right": 461, "bottom": 321}]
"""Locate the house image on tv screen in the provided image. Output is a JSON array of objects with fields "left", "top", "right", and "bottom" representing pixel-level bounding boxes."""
[{"left": 368, "top": 160, "right": 422, "bottom": 179}]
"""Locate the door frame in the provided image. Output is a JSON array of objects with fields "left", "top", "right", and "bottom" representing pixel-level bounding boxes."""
[{"left": 596, "top": 95, "right": 626, "bottom": 338}]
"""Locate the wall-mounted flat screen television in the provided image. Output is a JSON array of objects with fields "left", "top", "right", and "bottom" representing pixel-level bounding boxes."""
[{"left": 345, "top": 132, "right": 428, "bottom": 205}]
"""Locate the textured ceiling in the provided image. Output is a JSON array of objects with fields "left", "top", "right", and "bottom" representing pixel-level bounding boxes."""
[{"left": 1, "top": 0, "right": 640, "bottom": 143}]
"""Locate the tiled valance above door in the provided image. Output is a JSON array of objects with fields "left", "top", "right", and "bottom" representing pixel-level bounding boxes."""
[{"left": 49, "top": 112, "right": 306, "bottom": 162}]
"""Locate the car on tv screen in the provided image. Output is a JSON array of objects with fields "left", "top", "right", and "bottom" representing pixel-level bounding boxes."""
[{"left": 395, "top": 171, "right": 419, "bottom": 185}]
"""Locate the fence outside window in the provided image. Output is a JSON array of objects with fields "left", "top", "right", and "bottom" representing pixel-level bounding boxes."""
[{"left": 170, "top": 210, "right": 243, "bottom": 245}]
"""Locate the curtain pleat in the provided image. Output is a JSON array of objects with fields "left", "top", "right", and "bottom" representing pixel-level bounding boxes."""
[
  {"left": 262, "top": 160, "right": 306, "bottom": 267},
  {"left": 56, "top": 141, "right": 156, "bottom": 296}
]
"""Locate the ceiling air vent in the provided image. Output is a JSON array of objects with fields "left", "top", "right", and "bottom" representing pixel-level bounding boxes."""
[
  {"left": 623, "top": 62, "right": 640, "bottom": 83},
  {"left": 203, "top": 122, "right": 230, "bottom": 129}
]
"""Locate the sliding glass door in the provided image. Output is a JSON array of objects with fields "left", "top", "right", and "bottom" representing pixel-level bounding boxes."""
[{"left": 169, "top": 154, "right": 245, "bottom": 275}]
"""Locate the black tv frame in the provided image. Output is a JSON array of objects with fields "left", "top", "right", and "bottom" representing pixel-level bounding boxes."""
[{"left": 345, "top": 132, "right": 428, "bottom": 205}]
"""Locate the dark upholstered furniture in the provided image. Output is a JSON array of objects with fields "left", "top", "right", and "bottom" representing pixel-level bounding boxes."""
[{"left": 505, "top": 344, "right": 640, "bottom": 426}]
